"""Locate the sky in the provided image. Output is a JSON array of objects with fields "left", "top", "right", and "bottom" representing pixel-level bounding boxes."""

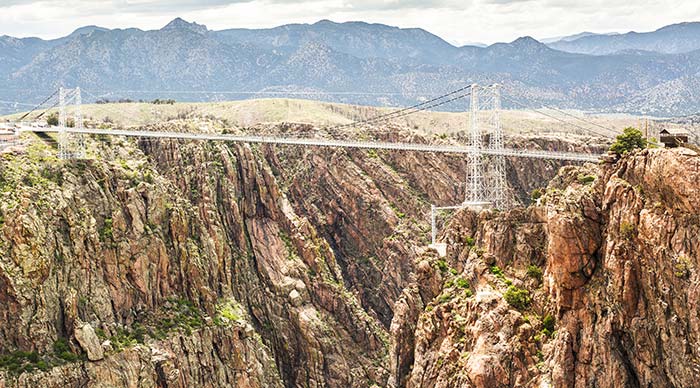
[{"left": 1, "top": 0, "right": 699, "bottom": 45}]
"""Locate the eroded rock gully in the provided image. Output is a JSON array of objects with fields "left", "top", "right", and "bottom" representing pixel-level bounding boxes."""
[{"left": 2, "top": 123, "right": 690, "bottom": 387}]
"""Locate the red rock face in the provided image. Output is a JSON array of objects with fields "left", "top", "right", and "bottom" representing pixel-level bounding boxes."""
[
  {"left": 0, "top": 121, "right": 624, "bottom": 387},
  {"left": 389, "top": 148, "right": 700, "bottom": 388}
]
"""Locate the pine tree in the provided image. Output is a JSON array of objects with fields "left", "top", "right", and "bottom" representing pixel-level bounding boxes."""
[{"left": 610, "top": 127, "right": 647, "bottom": 155}]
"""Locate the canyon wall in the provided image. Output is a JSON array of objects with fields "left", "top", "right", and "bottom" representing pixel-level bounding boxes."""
[
  {"left": 389, "top": 147, "right": 700, "bottom": 387},
  {"left": 2, "top": 123, "right": 686, "bottom": 388}
]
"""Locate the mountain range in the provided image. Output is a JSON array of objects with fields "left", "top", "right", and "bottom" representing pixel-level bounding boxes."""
[
  {"left": 2, "top": 18, "right": 700, "bottom": 116},
  {"left": 548, "top": 22, "right": 700, "bottom": 55}
]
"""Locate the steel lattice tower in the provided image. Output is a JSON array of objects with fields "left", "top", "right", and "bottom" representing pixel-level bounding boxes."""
[
  {"left": 58, "top": 87, "right": 85, "bottom": 159},
  {"left": 487, "top": 84, "right": 507, "bottom": 209},
  {"left": 464, "top": 84, "right": 489, "bottom": 208}
]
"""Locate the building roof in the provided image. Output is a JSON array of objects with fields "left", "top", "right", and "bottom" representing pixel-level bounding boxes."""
[{"left": 660, "top": 128, "right": 690, "bottom": 135}]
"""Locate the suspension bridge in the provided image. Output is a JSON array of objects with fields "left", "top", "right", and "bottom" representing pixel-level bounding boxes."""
[{"left": 1, "top": 84, "right": 612, "bottom": 254}]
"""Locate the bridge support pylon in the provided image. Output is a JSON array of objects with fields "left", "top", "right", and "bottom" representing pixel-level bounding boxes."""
[
  {"left": 58, "top": 87, "right": 85, "bottom": 159},
  {"left": 464, "top": 84, "right": 492, "bottom": 210},
  {"left": 486, "top": 84, "right": 507, "bottom": 210},
  {"left": 428, "top": 83, "right": 510, "bottom": 255}
]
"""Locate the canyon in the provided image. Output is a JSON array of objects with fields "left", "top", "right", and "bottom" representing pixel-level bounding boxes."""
[{"left": 0, "top": 122, "right": 697, "bottom": 387}]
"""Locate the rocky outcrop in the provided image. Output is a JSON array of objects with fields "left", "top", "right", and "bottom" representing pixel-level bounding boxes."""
[
  {"left": 389, "top": 147, "right": 700, "bottom": 387},
  {"left": 4, "top": 325, "right": 283, "bottom": 388},
  {"left": 74, "top": 322, "right": 104, "bottom": 361}
]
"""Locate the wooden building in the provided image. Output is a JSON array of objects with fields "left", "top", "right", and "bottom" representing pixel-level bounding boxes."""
[{"left": 659, "top": 128, "right": 690, "bottom": 148}]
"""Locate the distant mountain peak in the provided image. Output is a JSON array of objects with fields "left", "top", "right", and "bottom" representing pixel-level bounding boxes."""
[
  {"left": 69, "top": 25, "right": 108, "bottom": 38},
  {"left": 313, "top": 19, "right": 374, "bottom": 28},
  {"left": 509, "top": 36, "right": 550, "bottom": 51},
  {"left": 162, "top": 17, "right": 208, "bottom": 34},
  {"left": 657, "top": 21, "right": 700, "bottom": 32},
  {"left": 511, "top": 36, "right": 542, "bottom": 45}
]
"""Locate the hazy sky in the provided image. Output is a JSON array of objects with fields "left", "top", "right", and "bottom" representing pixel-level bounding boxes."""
[{"left": 1, "top": 0, "right": 699, "bottom": 45}]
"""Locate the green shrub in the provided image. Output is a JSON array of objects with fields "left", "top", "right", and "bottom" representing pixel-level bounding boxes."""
[
  {"left": 490, "top": 265, "right": 512, "bottom": 285},
  {"left": 490, "top": 266, "right": 504, "bottom": 277},
  {"left": 52, "top": 338, "right": 70, "bottom": 355},
  {"left": 503, "top": 286, "right": 531, "bottom": 310},
  {"left": 531, "top": 188, "right": 543, "bottom": 201},
  {"left": 215, "top": 300, "right": 243, "bottom": 325},
  {"left": 464, "top": 236, "right": 475, "bottom": 247},
  {"left": 454, "top": 277, "right": 470, "bottom": 289},
  {"left": 53, "top": 338, "right": 79, "bottom": 362},
  {"left": 526, "top": 265, "right": 543, "bottom": 281},
  {"left": 438, "top": 293, "right": 452, "bottom": 303},
  {"left": 436, "top": 259, "right": 449, "bottom": 272},
  {"left": 674, "top": 256, "right": 692, "bottom": 278},
  {"left": 577, "top": 174, "right": 596, "bottom": 185},
  {"left": 610, "top": 127, "right": 647, "bottom": 155},
  {"left": 36, "top": 360, "right": 50, "bottom": 371},
  {"left": 99, "top": 218, "right": 113, "bottom": 241},
  {"left": 57, "top": 351, "right": 78, "bottom": 362},
  {"left": 278, "top": 230, "right": 299, "bottom": 261},
  {"left": 390, "top": 203, "right": 406, "bottom": 219},
  {"left": 620, "top": 221, "right": 636, "bottom": 240},
  {"left": 110, "top": 327, "right": 142, "bottom": 351},
  {"left": 453, "top": 277, "right": 474, "bottom": 296},
  {"left": 0, "top": 351, "right": 46, "bottom": 375},
  {"left": 46, "top": 112, "right": 59, "bottom": 126},
  {"left": 542, "top": 314, "right": 555, "bottom": 332},
  {"left": 152, "top": 297, "right": 204, "bottom": 337},
  {"left": 152, "top": 99, "right": 176, "bottom": 105}
]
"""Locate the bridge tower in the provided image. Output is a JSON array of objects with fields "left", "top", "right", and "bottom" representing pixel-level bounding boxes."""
[
  {"left": 464, "top": 84, "right": 490, "bottom": 209},
  {"left": 487, "top": 84, "right": 507, "bottom": 209},
  {"left": 58, "top": 87, "right": 85, "bottom": 159}
]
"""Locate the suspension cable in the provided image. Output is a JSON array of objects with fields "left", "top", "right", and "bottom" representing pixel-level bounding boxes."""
[
  {"left": 500, "top": 93, "right": 613, "bottom": 138},
  {"left": 16, "top": 89, "right": 59, "bottom": 122}
]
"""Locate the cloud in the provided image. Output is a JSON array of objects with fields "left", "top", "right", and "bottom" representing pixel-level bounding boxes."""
[
  {"left": 0, "top": 0, "right": 465, "bottom": 12},
  {"left": 0, "top": 0, "right": 249, "bottom": 9},
  {"left": 481, "top": 0, "right": 534, "bottom": 4},
  {"left": 110, "top": 0, "right": 252, "bottom": 12},
  {"left": 332, "top": 0, "right": 467, "bottom": 11},
  {"left": 0, "top": 0, "right": 699, "bottom": 45}
]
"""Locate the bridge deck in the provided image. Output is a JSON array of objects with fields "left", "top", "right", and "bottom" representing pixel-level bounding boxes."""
[{"left": 18, "top": 126, "right": 602, "bottom": 162}]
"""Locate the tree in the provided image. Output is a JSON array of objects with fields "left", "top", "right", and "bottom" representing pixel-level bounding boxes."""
[
  {"left": 46, "top": 112, "right": 59, "bottom": 126},
  {"left": 610, "top": 127, "right": 647, "bottom": 155}
]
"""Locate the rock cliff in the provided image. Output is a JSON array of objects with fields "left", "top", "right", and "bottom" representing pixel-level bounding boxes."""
[
  {"left": 2, "top": 122, "right": 694, "bottom": 387},
  {"left": 388, "top": 147, "right": 700, "bottom": 387}
]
